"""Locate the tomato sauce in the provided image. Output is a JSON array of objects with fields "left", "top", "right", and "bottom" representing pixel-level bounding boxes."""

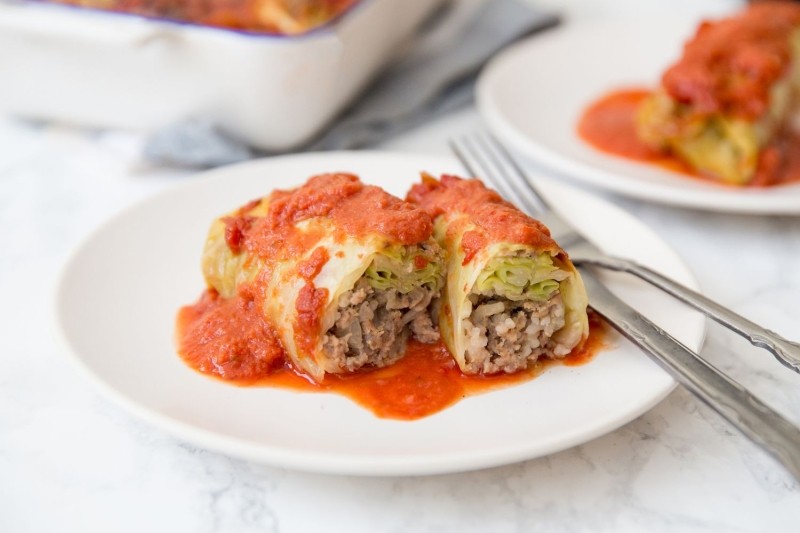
[
  {"left": 578, "top": 89, "right": 693, "bottom": 172},
  {"left": 176, "top": 290, "right": 284, "bottom": 380},
  {"left": 578, "top": 88, "right": 800, "bottom": 187},
  {"left": 459, "top": 230, "right": 488, "bottom": 265},
  {"left": 176, "top": 293, "right": 607, "bottom": 421},
  {"left": 408, "top": 174, "right": 559, "bottom": 259},
  {"left": 266, "top": 173, "right": 432, "bottom": 247},
  {"left": 661, "top": 2, "right": 800, "bottom": 120},
  {"left": 292, "top": 248, "right": 329, "bottom": 351},
  {"left": 293, "top": 246, "right": 331, "bottom": 354},
  {"left": 223, "top": 174, "right": 433, "bottom": 265}
]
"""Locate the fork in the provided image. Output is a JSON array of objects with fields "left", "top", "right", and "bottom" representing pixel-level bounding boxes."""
[
  {"left": 450, "top": 131, "right": 800, "bottom": 481},
  {"left": 450, "top": 132, "right": 800, "bottom": 375}
]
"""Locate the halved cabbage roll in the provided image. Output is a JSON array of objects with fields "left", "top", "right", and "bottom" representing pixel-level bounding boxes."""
[
  {"left": 636, "top": 2, "right": 800, "bottom": 185},
  {"left": 407, "top": 174, "right": 589, "bottom": 375},
  {"left": 202, "top": 173, "right": 444, "bottom": 382}
]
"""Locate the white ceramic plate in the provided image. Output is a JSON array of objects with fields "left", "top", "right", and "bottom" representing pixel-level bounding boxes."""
[
  {"left": 477, "top": 19, "right": 800, "bottom": 214},
  {"left": 54, "top": 152, "right": 704, "bottom": 476}
]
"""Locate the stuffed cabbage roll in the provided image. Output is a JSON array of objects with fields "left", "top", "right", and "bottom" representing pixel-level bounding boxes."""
[
  {"left": 407, "top": 174, "right": 589, "bottom": 375},
  {"left": 636, "top": 2, "right": 800, "bottom": 185},
  {"left": 202, "top": 173, "right": 444, "bottom": 382}
]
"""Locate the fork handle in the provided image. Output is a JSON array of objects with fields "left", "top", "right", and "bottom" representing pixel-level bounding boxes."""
[
  {"left": 581, "top": 268, "right": 800, "bottom": 482},
  {"left": 578, "top": 255, "right": 800, "bottom": 374}
]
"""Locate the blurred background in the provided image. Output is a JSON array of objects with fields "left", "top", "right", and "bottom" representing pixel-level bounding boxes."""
[{"left": 0, "top": 0, "right": 741, "bottom": 168}]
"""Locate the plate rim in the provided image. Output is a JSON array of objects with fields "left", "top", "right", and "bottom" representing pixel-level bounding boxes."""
[
  {"left": 52, "top": 150, "right": 702, "bottom": 476},
  {"left": 476, "top": 19, "right": 800, "bottom": 215}
]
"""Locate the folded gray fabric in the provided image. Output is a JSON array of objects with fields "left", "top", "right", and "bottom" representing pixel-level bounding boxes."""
[
  {"left": 143, "top": 0, "right": 559, "bottom": 168},
  {"left": 143, "top": 117, "right": 255, "bottom": 168}
]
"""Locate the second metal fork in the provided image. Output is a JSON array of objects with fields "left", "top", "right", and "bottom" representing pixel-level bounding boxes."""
[{"left": 450, "top": 132, "right": 800, "bottom": 374}]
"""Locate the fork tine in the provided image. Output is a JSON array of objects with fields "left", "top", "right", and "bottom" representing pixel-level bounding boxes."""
[
  {"left": 448, "top": 136, "right": 486, "bottom": 182},
  {"left": 450, "top": 135, "right": 504, "bottom": 190},
  {"left": 479, "top": 133, "right": 552, "bottom": 213},
  {"left": 464, "top": 135, "right": 518, "bottom": 200},
  {"left": 450, "top": 133, "right": 551, "bottom": 216},
  {"left": 450, "top": 135, "right": 516, "bottom": 202},
  {"left": 450, "top": 134, "right": 543, "bottom": 218}
]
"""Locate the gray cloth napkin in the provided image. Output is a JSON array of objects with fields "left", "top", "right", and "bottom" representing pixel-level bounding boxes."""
[{"left": 143, "top": 0, "right": 559, "bottom": 168}]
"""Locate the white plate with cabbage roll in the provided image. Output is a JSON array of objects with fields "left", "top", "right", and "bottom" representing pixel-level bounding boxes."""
[
  {"left": 477, "top": 19, "right": 800, "bottom": 214},
  {"left": 53, "top": 152, "right": 705, "bottom": 476}
]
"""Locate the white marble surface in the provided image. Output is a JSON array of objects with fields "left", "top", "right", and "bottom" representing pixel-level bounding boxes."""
[{"left": 3, "top": 1, "right": 800, "bottom": 532}]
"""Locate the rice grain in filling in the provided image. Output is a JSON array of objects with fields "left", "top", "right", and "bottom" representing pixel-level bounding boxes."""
[{"left": 462, "top": 291, "right": 567, "bottom": 374}]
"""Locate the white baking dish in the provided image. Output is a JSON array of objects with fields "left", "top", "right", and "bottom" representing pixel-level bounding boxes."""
[{"left": 0, "top": 0, "right": 443, "bottom": 150}]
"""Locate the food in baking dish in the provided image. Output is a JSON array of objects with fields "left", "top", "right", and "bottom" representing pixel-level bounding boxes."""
[
  {"left": 635, "top": 1, "right": 800, "bottom": 185},
  {"left": 407, "top": 174, "right": 589, "bottom": 375},
  {"left": 45, "top": 0, "right": 357, "bottom": 33}
]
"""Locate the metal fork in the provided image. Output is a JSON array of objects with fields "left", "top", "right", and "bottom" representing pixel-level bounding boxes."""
[
  {"left": 450, "top": 132, "right": 800, "bottom": 481},
  {"left": 451, "top": 132, "right": 800, "bottom": 375}
]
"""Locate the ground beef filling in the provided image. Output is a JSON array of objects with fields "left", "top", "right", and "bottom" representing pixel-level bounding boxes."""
[
  {"left": 322, "top": 278, "right": 439, "bottom": 372},
  {"left": 462, "top": 292, "right": 567, "bottom": 374}
]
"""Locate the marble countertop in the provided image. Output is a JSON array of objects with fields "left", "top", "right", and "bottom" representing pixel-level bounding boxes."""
[{"left": 3, "top": 2, "right": 800, "bottom": 532}]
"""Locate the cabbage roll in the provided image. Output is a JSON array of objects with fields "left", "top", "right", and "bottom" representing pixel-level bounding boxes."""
[
  {"left": 202, "top": 173, "right": 444, "bottom": 382},
  {"left": 407, "top": 174, "right": 589, "bottom": 375},
  {"left": 636, "top": 2, "right": 800, "bottom": 185}
]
